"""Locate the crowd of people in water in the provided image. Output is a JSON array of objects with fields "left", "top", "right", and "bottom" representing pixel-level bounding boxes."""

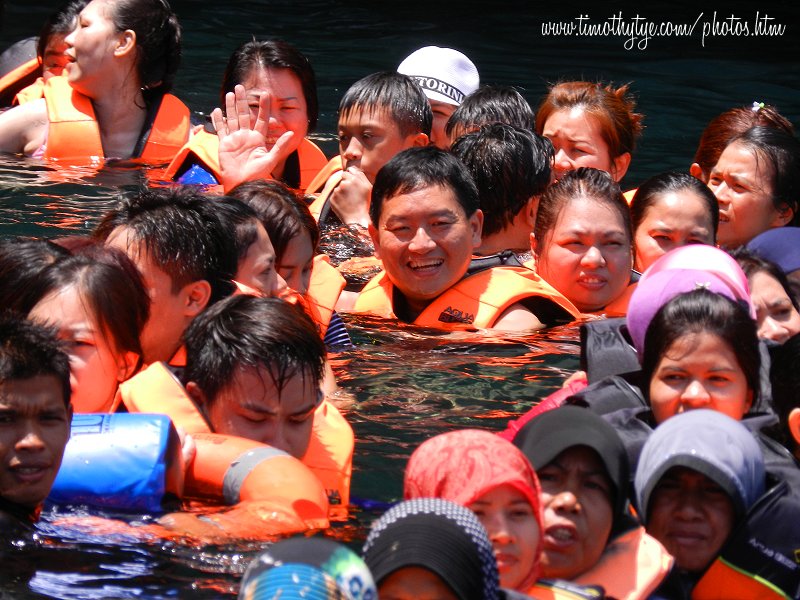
[{"left": 1, "top": 0, "right": 800, "bottom": 598}]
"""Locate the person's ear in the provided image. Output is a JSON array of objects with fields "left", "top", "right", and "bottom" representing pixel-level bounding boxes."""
[
  {"left": 116, "top": 351, "right": 140, "bottom": 382},
  {"left": 788, "top": 408, "right": 800, "bottom": 445},
  {"left": 611, "top": 152, "right": 631, "bottom": 181},
  {"left": 66, "top": 404, "right": 74, "bottom": 441},
  {"left": 368, "top": 222, "right": 381, "bottom": 259},
  {"left": 689, "top": 162, "right": 706, "bottom": 182},
  {"left": 530, "top": 231, "right": 539, "bottom": 261},
  {"left": 524, "top": 196, "right": 540, "bottom": 229},
  {"left": 410, "top": 132, "right": 429, "bottom": 148},
  {"left": 771, "top": 203, "right": 795, "bottom": 228},
  {"left": 469, "top": 209, "right": 484, "bottom": 247},
  {"left": 185, "top": 381, "right": 207, "bottom": 409},
  {"left": 114, "top": 29, "right": 136, "bottom": 58},
  {"left": 182, "top": 280, "right": 212, "bottom": 317}
]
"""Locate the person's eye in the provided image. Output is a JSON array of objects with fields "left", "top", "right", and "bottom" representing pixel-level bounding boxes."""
[
  {"left": 289, "top": 410, "right": 315, "bottom": 424},
  {"left": 708, "top": 176, "right": 722, "bottom": 186},
  {"left": 661, "top": 373, "right": 686, "bottom": 383},
  {"left": 509, "top": 507, "right": 533, "bottom": 519},
  {"left": 41, "top": 412, "right": 66, "bottom": 423}
]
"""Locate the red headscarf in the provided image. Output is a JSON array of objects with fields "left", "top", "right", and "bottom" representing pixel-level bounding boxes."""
[{"left": 403, "top": 429, "right": 543, "bottom": 590}]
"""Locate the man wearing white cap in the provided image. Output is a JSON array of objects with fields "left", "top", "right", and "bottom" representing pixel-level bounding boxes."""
[{"left": 398, "top": 46, "right": 479, "bottom": 149}]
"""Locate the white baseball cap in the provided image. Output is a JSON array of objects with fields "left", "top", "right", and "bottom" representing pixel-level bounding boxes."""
[{"left": 397, "top": 46, "right": 479, "bottom": 106}]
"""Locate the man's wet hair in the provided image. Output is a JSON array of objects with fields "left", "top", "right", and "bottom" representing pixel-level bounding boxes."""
[
  {"left": 451, "top": 123, "right": 553, "bottom": 237},
  {"left": 94, "top": 186, "right": 237, "bottom": 304},
  {"left": 183, "top": 295, "right": 325, "bottom": 406},
  {"left": 339, "top": 72, "right": 432, "bottom": 138},
  {"left": 445, "top": 85, "right": 534, "bottom": 142},
  {"left": 370, "top": 146, "right": 479, "bottom": 226},
  {"left": 0, "top": 313, "right": 71, "bottom": 407}
]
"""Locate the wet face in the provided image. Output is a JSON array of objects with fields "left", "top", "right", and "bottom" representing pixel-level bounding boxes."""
[
  {"left": 236, "top": 222, "right": 285, "bottom": 298},
  {"left": 542, "top": 107, "right": 623, "bottom": 182},
  {"left": 338, "top": 107, "right": 424, "bottom": 183},
  {"left": 647, "top": 467, "right": 735, "bottom": 573},
  {"left": 205, "top": 365, "right": 321, "bottom": 459},
  {"left": 379, "top": 566, "right": 459, "bottom": 600},
  {"left": 63, "top": 0, "right": 122, "bottom": 96},
  {"left": 469, "top": 484, "right": 540, "bottom": 590},
  {"left": 649, "top": 332, "right": 752, "bottom": 424},
  {"left": 278, "top": 230, "right": 314, "bottom": 296},
  {"left": 29, "top": 285, "right": 127, "bottom": 413},
  {"left": 241, "top": 67, "right": 308, "bottom": 158},
  {"left": 0, "top": 376, "right": 71, "bottom": 508},
  {"left": 633, "top": 190, "right": 715, "bottom": 272},
  {"left": 106, "top": 227, "right": 189, "bottom": 365},
  {"left": 749, "top": 270, "right": 800, "bottom": 344},
  {"left": 538, "top": 446, "right": 614, "bottom": 579},
  {"left": 428, "top": 100, "right": 457, "bottom": 149},
  {"left": 535, "top": 196, "right": 631, "bottom": 313},
  {"left": 369, "top": 184, "right": 482, "bottom": 318},
  {"left": 709, "top": 141, "right": 784, "bottom": 248}
]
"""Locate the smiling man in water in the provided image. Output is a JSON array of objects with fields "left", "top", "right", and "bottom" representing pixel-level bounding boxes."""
[
  {"left": 0, "top": 315, "right": 71, "bottom": 534},
  {"left": 352, "top": 146, "right": 578, "bottom": 331}
]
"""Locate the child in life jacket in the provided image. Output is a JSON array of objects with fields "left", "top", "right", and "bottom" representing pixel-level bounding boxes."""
[{"left": 306, "top": 71, "right": 431, "bottom": 231}]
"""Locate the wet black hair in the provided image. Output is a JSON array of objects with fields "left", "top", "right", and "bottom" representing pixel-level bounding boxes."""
[
  {"left": 220, "top": 39, "right": 318, "bottom": 131},
  {"left": 339, "top": 72, "right": 432, "bottom": 138},
  {"left": 0, "top": 237, "right": 70, "bottom": 314},
  {"left": 230, "top": 179, "right": 320, "bottom": 258},
  {"left": 631, "top": 171, "right": 719, "bottom": 242},
  {"left": 109, "top": 0, "right": 182, "bottom": 100},
  {"left": 370, "top": 146, "right": 479, "bottom": 227},
  {"left": 212, "top": 196, "right": 261, "bottom": 263},
  {"left": 641, "top": 289, "right": 761, "bottom": 406},
  {"left": 445, "top": 85, "right": 534, "bottom": 142},
  {"left": 0, "top": 312, "right": 71, "bottom": 407},
  {"left": 451, "top": 123, "right": 553, "bottom": 237},
  {"left": 183, "top": 295, "right": 325, "bottom": 406},
  {"left": 37, "top": 0, "right": 88, "bottom": 63},
  {"left": 731, "top": 247, "right": 800, "bottom": 312},
  {"left": 724, "top": 126, "right": 800, "bottom": 226},
  {"left": 93, "top": 186, "right": 237, "bottom": 305},
  {"left": 534, "top": 167, "right": 631, "bottom": 247}
]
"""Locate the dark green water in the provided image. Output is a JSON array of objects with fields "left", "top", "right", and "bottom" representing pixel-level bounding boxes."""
[{"left": 0, "top": 0, "right": 798, "bottom": 596}]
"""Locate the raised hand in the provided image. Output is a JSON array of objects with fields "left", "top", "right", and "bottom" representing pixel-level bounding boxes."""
[{"left": 212, "top": 84, "right": 297, "bottom": 192}]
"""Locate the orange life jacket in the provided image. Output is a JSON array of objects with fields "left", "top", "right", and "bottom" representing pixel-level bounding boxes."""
[
  {"left": 352, "top": 267, "right": 581, "bottom": 329},
  {"left": 13, "top": 76, "right": 45, "bottom": 105},
  {"left": 306, "top": 255, "right": 347, "bottom": 337},
  {"left": 0, "top": 56, "right": 39, "bottom": 106},
  {"left": 164, "top": 128, "right": 328, "bottom": 192},
  {"left": 117, "top": 361, "right": 353, "bottom": 520},
  {"left": 308, "top": 156, "right": 344, "bottom": 222},
  {"left": 42, "top": 76, "right": 190, "bottom": 165},
  {"left": 573, "top": 525, "right": 674, "bottom": 600},
  {"left": 306, "top": 154, "right": 343, "bottom": 195}
]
